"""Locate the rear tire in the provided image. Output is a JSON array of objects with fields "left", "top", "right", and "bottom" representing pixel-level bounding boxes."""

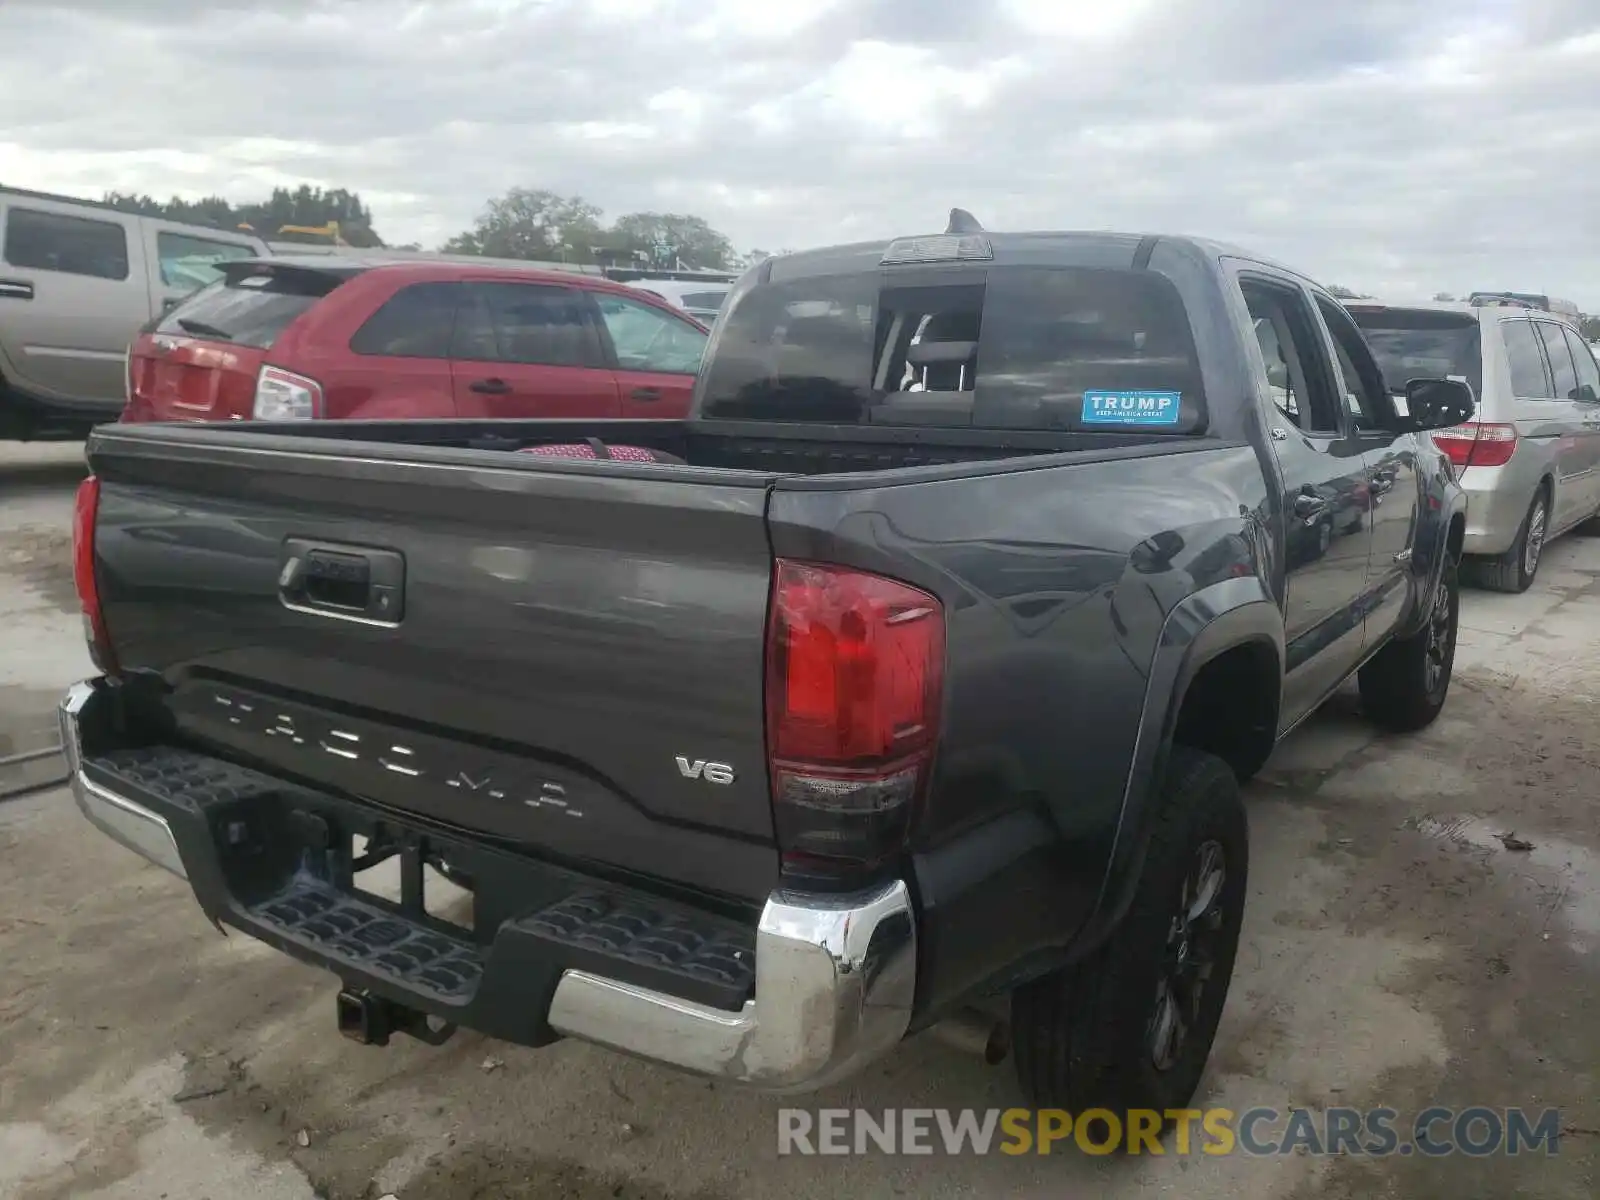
[
  {"left": 1010, "top": 748, "right": 1248, "bottom": 1127},
  {"left": 1359, "top": 554, "right": 1459, "bottom": 733},
  {"left": 1463, "top": 487, "right": 1547, "bottom": 593}
]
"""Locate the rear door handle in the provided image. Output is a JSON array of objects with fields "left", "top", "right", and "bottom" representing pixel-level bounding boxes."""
[
  {"left": 0, "top": 279, "right": 34, "bottom": 301},
  {"left": 279, "top": 538, "right": 405, "bottom": 625},
  {"left": 469, "top": 377, "right": 512, "bottom": 395},
  {"left": 630, "top": 387, "right": 663, "bottom": 402}
]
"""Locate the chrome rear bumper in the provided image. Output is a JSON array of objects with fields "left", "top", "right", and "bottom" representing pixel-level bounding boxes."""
[
  {"left": 59, "top": 681, "right": 186, "bottom": 879},
  {"left": 548, "top": 881, "right": 915, "bottom": 1090},
  {"left": 58, "top": 677, "right": 915, "bottom": 1091}
]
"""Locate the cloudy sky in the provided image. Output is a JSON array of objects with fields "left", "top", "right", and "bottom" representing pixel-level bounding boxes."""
[{"left": 2, "top": 0, "right": 1599, "bottom": 305}]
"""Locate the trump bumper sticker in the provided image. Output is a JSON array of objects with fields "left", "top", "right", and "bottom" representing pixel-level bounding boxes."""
[{"left": 1081, "top": 389, "right": 1182, "bottom": 426}]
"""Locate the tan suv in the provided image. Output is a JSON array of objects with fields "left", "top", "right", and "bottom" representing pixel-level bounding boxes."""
[{"left": 0, "top": 186, "right": 266, "bottom": 440}]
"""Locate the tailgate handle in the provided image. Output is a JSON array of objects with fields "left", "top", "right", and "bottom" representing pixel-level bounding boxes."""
[
  {"left": 0, "top": 279, "right": 34, "bottom": 301},
  {"left": 279, "top": 538, "right": 405, "bottom": 625}
]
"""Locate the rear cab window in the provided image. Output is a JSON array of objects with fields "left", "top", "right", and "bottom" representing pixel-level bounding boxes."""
[
  {"left": 1346, "top": 306, "right": 1484, "bottom": 401},
  {"left": 699, "top": 256, "right": 1206, "bottom": 434},
  {"left": 157, "top": 263, "right": 350, "bottom": 349}
]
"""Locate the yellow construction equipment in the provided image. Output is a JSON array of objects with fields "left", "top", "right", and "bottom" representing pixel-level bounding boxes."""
[{"left": 236, "top": 220, "right": 348, "bottom": 246}]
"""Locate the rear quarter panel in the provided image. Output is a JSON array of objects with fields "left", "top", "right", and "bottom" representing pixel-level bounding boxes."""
[
  {"left": 768, "top": 440, "right": 1275, "bottom": 1012},
  {"left": 272, "top": 272, "right": 457, "bottom": 419}
]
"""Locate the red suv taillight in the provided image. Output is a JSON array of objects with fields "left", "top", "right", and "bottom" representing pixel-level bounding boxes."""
[
  {"left": 253, "top": 365, "right": 322, "bottom": 421},
  {"left": 73, "top": 475, "right": 117, "bottom": 675},
  {"left": 1432, "top": 421, "right": 1517, "bottom": 468},
  {"left": 764, "top": 560, "right": 945, "bottom": 876}
]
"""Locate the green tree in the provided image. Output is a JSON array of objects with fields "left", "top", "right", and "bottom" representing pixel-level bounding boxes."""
[
  {"left": 1433, "top": 292, "right": 1455, "bottom": 302},
  {"left": 439, "top": 188, "right": 738, "bottom": 270},
  {"left": 608, "top": 212, "right": 736, "bottom": 270},
  {"left": 1326, "top": 284, "right": 1372, "bottom": 300},
  {"left": 102, "top": 186, "right": 385, "bottom": 247},
  {"left": 441, "top": 187, "right": 603, "bottom": 261},
  {"left": 1581, "top": 315, "right": 1600, "bottom": 343}
]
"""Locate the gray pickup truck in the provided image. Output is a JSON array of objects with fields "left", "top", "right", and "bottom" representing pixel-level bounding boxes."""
[{"left": 60, "top": 214, "right": 1471, "bottom": 1124}]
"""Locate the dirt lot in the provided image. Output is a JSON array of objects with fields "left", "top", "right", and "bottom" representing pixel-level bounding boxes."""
[{"left": 2, "top": 439, "right": 1598, "bottom": 1198}]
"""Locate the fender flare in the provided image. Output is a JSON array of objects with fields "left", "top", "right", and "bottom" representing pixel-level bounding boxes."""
[
  {"left": 1066, "top": 575, "right": 1283, "bottom": 960},
  {"left": 1398, "top": 491, "right": 1469, "bottom": 639}
]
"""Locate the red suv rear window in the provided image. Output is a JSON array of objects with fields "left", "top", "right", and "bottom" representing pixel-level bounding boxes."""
[{"left": 156, "top": 266, "right": 350, "bottom": 349}]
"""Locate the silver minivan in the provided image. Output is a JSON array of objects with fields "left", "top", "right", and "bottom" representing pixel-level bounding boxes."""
[
  {"left": 0, "top": 186, "right": 267, "bottom": 440},
  {"left": 1348, "top": 300, "right": 1600, "bottom": 592}
]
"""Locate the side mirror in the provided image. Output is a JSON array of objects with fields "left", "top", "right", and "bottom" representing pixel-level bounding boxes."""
[{"left": 1404, "top": 377, "right": 1475, "bottom": 431}]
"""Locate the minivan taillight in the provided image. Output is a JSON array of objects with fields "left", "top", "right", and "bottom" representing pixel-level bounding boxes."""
[
  {"left": 253, "top": 365, "right": 322, "bottom": 420},
  {"left": 764, "top": 560, "right": 945, "bottom": 875},
  {"left": 73, "top": 475, "right": 117, "bottom": 675},
  {"left": 1432, "top": 421, "right": 1517, "bottom": 468}
]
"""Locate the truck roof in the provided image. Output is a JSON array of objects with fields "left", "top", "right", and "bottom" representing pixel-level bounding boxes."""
[{"left": 765, "top": 227, "right": 1309, "bottom": 284}]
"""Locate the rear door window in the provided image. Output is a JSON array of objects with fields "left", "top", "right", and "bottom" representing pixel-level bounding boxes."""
[
  {"left": 1535, "top": 321, "right": 1580, "bottom": 400},
  {"left": 593, "top": 293, "right": 708, "bottom": 374},
  {"left": 1241, "top": 280, "right": 1343, "bottom": 435},
  {"left": 1563, "top": 326, "right": 1600, "bottom": 402},
  {"left": 1500, "top": 318, "right": 1553, "bottom": 398},
  {"left": 157, "top": 266, "right": 345, "bottom": 348},
  {"left": 3, "top": 206, "right": 130, "bottom": 281},
  {"left": 350, "top": 281, "right": 461, "bottom": 358},
  {"left": 698, "top": 265, "right": 1206, "bottom": 432},
  {"left": 453, "top": 282, "right": 608, "bottom": 368}
]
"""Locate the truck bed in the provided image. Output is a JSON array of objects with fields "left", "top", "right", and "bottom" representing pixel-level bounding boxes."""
[
  {"left": 83, "top": 416, "right": 1228, "bottom": 921},
  {"left": 210, "top": 415, "right": 1192, "bottom": 478}
]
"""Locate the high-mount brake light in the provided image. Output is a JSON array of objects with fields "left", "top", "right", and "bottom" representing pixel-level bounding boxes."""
[
  {"left": 73, "top": 475, "right": 118, "bottom": 675},
  {"left": 764, "top": 560, "right": 945, "bottom": 876},
  {"left": 880, "top": 207, "right": 994, "bottom": 266},
  {"left": 880, "top": 234, "right": 994, "bottom": 266}
]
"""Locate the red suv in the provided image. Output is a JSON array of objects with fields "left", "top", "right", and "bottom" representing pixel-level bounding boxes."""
[{"left": 122, "top": 257, "right": 711, "bottom": 424}]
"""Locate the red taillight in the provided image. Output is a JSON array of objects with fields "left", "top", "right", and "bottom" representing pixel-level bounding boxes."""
[
  {"left": 73, "top": 475, "right": 117, "bottom": 675},
  {"left": 765, "top": 560, "right": 944, "bottom": 873},
  {"left": 1432, "top": 421, "right": 1517, "bottom": 469}
]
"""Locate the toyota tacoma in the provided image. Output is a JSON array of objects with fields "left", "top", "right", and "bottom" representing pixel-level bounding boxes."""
[{"left": 60, "top": 213, "right": 1470, "bottom": 1122}]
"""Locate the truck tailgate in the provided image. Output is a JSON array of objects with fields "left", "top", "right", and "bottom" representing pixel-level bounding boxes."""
[{"left": 87, "top": 428, "right": 781, "bottom": 903}]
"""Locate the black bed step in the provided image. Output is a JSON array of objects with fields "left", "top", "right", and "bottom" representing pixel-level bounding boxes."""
[
  {"left": 82, "top": 743, "right": 758, "bottom": 1011},
  {"left": 255, "top": 878, "right": 486, "bottom": 1002},
  {"left": 520, "top": 891, "right": 755, "bottom": 1008}
]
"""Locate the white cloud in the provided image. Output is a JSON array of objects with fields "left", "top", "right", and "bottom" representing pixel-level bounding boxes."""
[{"left": 1, "top": 0, "right": 1599, "bottom": 306}]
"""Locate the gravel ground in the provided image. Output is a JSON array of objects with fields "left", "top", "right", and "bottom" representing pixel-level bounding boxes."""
[{"left": 2, "top": 439, "right": 1597, "bottom": 1198}]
